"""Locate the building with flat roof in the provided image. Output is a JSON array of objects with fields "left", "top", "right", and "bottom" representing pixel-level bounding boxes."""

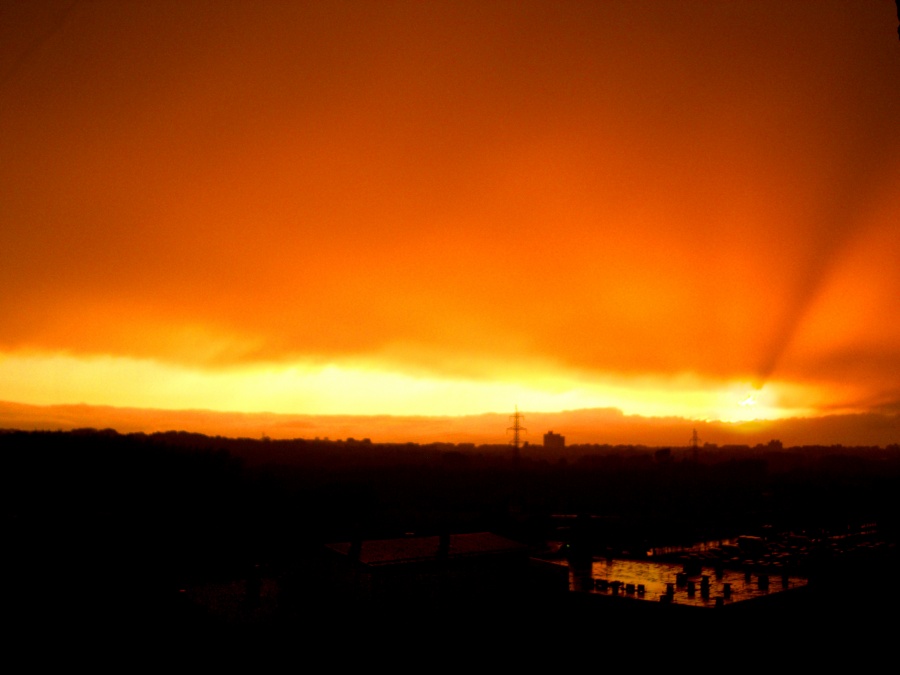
[
  {"left": 320, "top": 531, "right": 568, "bottom": 609},
  {"left": 544, "top": 430, "right": 565, "bottom": 449}
]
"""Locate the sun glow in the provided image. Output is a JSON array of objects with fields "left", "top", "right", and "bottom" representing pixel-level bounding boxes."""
[
  {"left": 0, "top": 350, "right": 818, "bottom": 423},
  {"left": 0, "top": 3, "right": 896, "bottom": 448}
]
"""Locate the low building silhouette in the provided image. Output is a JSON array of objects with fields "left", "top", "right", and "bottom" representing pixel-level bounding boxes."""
[
  {"left": 543, "top": 430, "right": 565, "bottom": 449},
  {"left": 320, "top": 531, "right": 568, "bottom": 612}
]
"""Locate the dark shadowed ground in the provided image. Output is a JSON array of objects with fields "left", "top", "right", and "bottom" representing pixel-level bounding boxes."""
[{"left": 3, "top": 429, "right": 897, "bottom": 659}]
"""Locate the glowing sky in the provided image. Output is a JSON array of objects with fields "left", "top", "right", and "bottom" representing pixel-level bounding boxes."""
[{"left": 2, "top": 1, "right": 899, "bottom": 430}]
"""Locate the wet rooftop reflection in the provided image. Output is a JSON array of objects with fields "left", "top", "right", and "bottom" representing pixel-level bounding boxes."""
[{"left": 567, "top": 557, "right": 807, "bottom": 608}]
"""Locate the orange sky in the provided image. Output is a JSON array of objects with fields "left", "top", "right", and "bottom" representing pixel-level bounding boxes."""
[{"left": 2, "top": 1, "right": 899, "bottom": 441}]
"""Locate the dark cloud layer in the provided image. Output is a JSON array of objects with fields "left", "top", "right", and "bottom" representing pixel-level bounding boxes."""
[{"left": 1, "top": 1, "right": 899, "bottom": 419}]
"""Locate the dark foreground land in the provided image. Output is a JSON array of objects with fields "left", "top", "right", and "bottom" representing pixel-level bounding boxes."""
[{"left": 3, "top": 429, "right": 899, "bottom": 651}]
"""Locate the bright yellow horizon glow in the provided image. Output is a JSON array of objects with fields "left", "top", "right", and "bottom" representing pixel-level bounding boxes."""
[{"left": 0, "top": 351, "right": 828, "bottom": 422}]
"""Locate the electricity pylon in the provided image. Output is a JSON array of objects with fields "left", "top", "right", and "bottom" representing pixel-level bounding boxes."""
[
  {"left": 689, "top": 428, "right": 700, "bottom": 462},
  {"left": 507, "top": 405, "right": 526, "bottom": 461}
]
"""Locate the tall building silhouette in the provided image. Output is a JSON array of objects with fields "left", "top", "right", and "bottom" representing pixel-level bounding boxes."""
[{"left": 543, "top": 430, "right": 565, "bottom": 449}]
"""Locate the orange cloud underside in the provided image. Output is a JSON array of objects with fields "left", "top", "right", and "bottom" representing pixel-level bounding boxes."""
[{"left": 1, "top": 1, "right": 898, "bottom": 425}]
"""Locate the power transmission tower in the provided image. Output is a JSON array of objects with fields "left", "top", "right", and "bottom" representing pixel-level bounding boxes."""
[
  {"left": 507, "top": 405, "right": 526, "bottom": 461},
  {"left": 689, "top": 428, "right": 701, "bottom": 462}
]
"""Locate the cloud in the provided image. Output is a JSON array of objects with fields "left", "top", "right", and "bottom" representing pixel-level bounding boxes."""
[{"left": 1, "top": 2, "right": 898, "bottom": 420}]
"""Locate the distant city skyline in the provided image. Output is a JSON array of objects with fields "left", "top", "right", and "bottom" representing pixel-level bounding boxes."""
[{"left": 2, "top": 400, "right": 897, "bottom": 449}]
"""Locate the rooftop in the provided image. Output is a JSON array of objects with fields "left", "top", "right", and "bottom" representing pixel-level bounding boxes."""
[
  {"left": 564, "top": 557, "right": 807, "bottom": 609},
  {"left": 325, "top": 531, "right": 529, "bottom": 566}
]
